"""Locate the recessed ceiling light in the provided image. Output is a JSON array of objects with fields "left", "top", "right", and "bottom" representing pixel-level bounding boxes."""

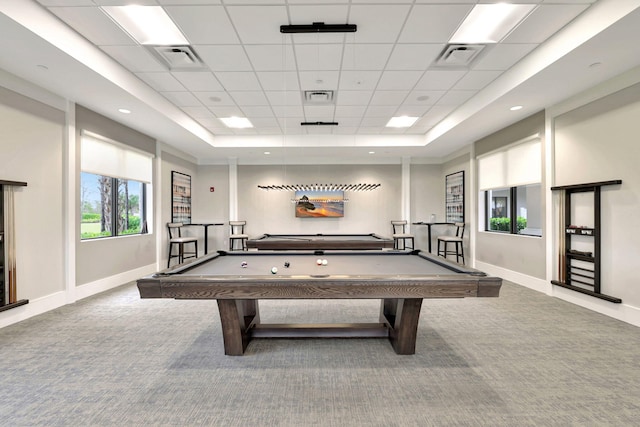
[
  {"left": 264, "top": 151, "right": 271, "bottom": 155},
  {"left": 509, "top": 105, "right": 523, "bottom": 111},
  {"left": 386, "top": 116, "right": 419, "bottom": 128},
  {"left": 450, "top": 4, "right": 536, "bottom": 44},
  {"left": 220, "top": 117, "right": 253, "bottom": 129},
  {"left": 118, "top": 108, "right": 131, "bottom": 114},
  {"left": 101, "top": 6, "right": 188, "bottom": 45},
  {"left": 416, "top": 95, "right": 429, "bottom": 102},
  {"left": 369, "top": 151, "right": 375, "bottom": 154},
  {"left": 209, "top": 96, "right": 221, "bottom": 102}
]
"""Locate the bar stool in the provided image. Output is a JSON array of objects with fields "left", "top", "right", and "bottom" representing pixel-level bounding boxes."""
[
  {"left": 437, "top": 222, "right": 465, "bottom": 264},
  {"left": 229, "top": 220, "right": 249, "bottom": 251},
  {"left": 167, "top": 223, "right": 198, "bottom": 268},
  {"left": 391, "top": 220, "right": 414, "bottom": 250}
]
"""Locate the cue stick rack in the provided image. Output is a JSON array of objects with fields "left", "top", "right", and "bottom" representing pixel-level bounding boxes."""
[
  {"left": 550, "top": 180, "right": 622, "bottom": 303},
  {"left": 0, "top": 179, "right": 29, "bottom": 313}
]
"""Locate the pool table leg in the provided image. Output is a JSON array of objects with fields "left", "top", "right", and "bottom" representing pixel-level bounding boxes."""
[
  {"left": 216, "top": 299, "right": 260, "bottom": 355},
  {"left": 380, "top": 298, "right": 423, "bottom": 355}
]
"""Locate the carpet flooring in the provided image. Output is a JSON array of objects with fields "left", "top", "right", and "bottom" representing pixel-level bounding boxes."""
[{"left": 1, "top": 281, "right": 639, "bottom": 426}]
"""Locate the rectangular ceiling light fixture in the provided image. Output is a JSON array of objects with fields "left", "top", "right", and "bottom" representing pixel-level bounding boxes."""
[
  {"left": 386, "top": 116, "right": 418, "bottom": 128},
  {"left": 281, "top": 22, "right": 357, "bottom": 34},
  {"left": 449, "top": 4, "right": 536, "bottom": 44},
  {"left": 101, "top": 6, "right": 188, "bottom": 45},
  {"left": 220, "top": 117, "right": 253, "bottom": 129}
]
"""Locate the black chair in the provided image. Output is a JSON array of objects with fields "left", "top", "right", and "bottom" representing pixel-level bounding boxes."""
[
  {"left": 391, "top": 220, "right": 414, "bottom": 250},
  {"left": 437, "top": 222, "right": 465, "bottom": 264},
  {"left": 229, "top": 220, "right": 249, "bottom": 251},
  {"left": 167, "top": 223, "right": 198, "bottom": 268}
]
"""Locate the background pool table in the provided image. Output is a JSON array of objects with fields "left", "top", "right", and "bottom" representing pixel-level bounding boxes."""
[
  {"left": 246, "top": 233, "right": 395, "bottom": 250},
  {"left": 138, "top": 250, "right": 501, "bottom": 356}
]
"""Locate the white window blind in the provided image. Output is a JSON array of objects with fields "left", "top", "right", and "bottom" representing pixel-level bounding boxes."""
[
  {"left": 81, "top": 131, "right": 153, "bottom": 183},
  {"left": 478, "top": 136, "right": 541, "bottom": 190}
]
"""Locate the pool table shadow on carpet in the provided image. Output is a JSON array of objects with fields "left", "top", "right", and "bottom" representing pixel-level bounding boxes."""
[{"left": 138, "top": 250, "right": 501, "bottom": 356}]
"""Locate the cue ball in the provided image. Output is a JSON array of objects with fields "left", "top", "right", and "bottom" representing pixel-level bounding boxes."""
[
  {"left": 241, "top": 261, "right": 248, "bottom": 268},
  {"left": 271, "top": 267, "right": 278, "bottom": 274},
  {"left": 322, "top": 259, "right": 328, "bottom": 266},
  {"left": 284, "top": 262, "right": 290, "bottom": 268},
  {"left": 316, "top": 259, "right": 323, "bottom": 265}
]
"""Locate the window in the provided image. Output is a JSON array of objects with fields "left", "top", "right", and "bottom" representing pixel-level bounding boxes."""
[
  {"left": 478, "top": 135, "right": 542, "bottom": 237},
  {"left": 80, "top": 132, "right": 152, "bottom": 240}
]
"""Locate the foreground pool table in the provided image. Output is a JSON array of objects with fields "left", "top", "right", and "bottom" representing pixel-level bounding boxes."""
[
  {"left": 137, "top": 250, "right": 501, "bottom": 356},
  {"left": 246, "top": 233, "right": 395, "bottom": 250}
]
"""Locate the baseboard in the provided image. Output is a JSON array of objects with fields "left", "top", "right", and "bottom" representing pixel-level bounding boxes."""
[
  {"left": 0, "top": 263, "right": 156, "bottom": 329},
  {"left": 75, "top": 264, "right": 156, "bottom": 301},
  {"left": 475, "top": 261, "right": 640, "bottom": 328}
]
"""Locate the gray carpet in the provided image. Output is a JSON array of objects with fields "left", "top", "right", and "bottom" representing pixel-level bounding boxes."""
[{"left": 1, "top": 281, "right": 639, "bottom": 426}]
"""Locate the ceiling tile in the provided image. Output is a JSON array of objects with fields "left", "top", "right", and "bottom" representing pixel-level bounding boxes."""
[
  {"left": 257, "top": 72, "right": 301, "bottom": 91},
  {"left": 226, "top": 6, "right": 289, "bottom": 44},
  {"left": 299, "top": 71, "right": 340, "bottom": 91},
  {"left": 404, "top": 90, "right": 446, "bottom": 105},
  {"left": 377, "top": 71, "right": 423, "bottom": 90},
  {"left": 165, "top": 6, "right": 239, "bottom": 44},
  {"left": 342, "top": 44, "right": 394, "bottom": 71},
  {"left": 339, "top": 71, "right": 382, "bottom": 91},
  {"left": 180, "top": 106, "right": 215, "bottom": 119},
  {"left": 136, "top": 72, "right": 185, "bottom": 91},
  {"left": 370, "top": 91, "right": 409, "bottom": 106},
  {"left": 37, "top": 1, "right": 96, "bottom": 5},
  {"left": 171, "top": 71, "right": 223, "bottom": 91},
  {"left": 229, "top": 91, "right": 269, "bottom": 106},
  {"left": 195, "top": 45, "right": 252, "bottom": 72},
  {"left": 245, "top": 45, "right": 296, "bottom": 71},
  {"left": 159, "top": 1, "right": 221, "bottom": 4},
  {"left": 294, "top": 44, "right": 344, "bottom": 71},
  {"left": 334, "top": 106, "right": 367, "bottom": 117},
  {"left": 215, "top": 72, "right": 262, "bottom": 91},
  {"left": 415, "top": 70, "right": 466, "bottom": 91},
  {"left": 472, "top": 44, "right": 538, "bottom": 71},
  {"left": 336, "top": 117, "right": 363, "bottom": 127},
  {"left": 101, "top": 46, "right": 165, "bottom": 72},
  {"left": 287, "top": 4, "right": 349, "bottom": 24},
  {"left": 453, "top": 70, "right": 503, "bottom": 90},
  {"left": 364, "top": 106, "right": 398, "bottom": 117},
  {"left": 386, "top": 44, "right": 444, "bottom": 70},
  {"left": 335, "top": 91, "right": 373, "bottom": 105},
  {"left": 192, "top": 91, "right": 236, "bottom": 106},
  {"left": 348, "top": 5, "right": 411, "bottom": 43},
  {"left": 435, "top": 90, "right": 475, "bottom": 106},
  {"left": 398, "top": 4, "right": 473, "bottom": 43},
  {"left": 265, "top": 91, "right": 303, "bottom": 106},
  {"left": 394, "top": 104, "right": 431, "bottom": 117},
  {"left": 48, "top": 6, "right": 135, "bottom": 45},
  {"left": 245, "top": 117, "right": 279, "bottom": 127},
  {"left": 303, "top": 105, "right": 335, "bottom": 120},
  {"left": 207, "top": 106, "right": 245, "bottom": 118}
]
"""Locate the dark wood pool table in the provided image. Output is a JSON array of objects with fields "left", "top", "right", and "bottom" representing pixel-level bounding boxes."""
[
  {"left": 137, "top": 250, "right": 501, "bottom": 356},
  {"left": 246, "top": 233, "right": 395, "bottom": 250}
]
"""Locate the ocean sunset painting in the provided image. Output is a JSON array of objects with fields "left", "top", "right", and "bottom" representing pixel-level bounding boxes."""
[{"left": 295, "top": 190, "right": 344, "bottom": 218}]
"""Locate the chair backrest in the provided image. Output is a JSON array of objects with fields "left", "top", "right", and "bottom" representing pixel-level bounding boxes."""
[
  {"left": 391, "top": 220, "right": 407, "bottom": 234},
  {"left": 454, "top": 222, "right": 465, "bottom": 238},
  {"left": 167, "top": 222, "right": 184, "bottom": 239},
  {"left": 229, "top": 220, "right": 246, "bottom": 235}
]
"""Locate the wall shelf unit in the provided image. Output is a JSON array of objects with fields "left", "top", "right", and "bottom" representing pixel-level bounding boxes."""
[
  {"left": 551, "top": 180, "right": 621, "bottom": 303},
  {"left": 1, "top": 179, "right": 29, "bottom": 312}
]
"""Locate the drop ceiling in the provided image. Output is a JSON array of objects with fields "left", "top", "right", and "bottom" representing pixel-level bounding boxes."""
[{"left": 1, "top": 1, "right": 640, "bottom": 164}]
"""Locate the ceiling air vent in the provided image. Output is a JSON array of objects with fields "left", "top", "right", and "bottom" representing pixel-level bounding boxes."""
[
  {"left": 433, "top": 44, "right": 485, "bottom": 68},
  {"left": 304, "top": 90, "right": 335, "bottom": 105},
  {"left": 149, "top": 45, "right": 205, "bottom": 71}
]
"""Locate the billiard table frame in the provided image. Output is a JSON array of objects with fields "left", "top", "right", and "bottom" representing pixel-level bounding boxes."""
[
  {"left": 138, "top": 250, "right": 501, "bottom": 356},
  {"left": 246, "top": 233, "right": 395, "bottom": 250}
]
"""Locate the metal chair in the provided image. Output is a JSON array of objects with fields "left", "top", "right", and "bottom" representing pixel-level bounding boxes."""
[
  {"left": 437, "top": 222, "right": 465, "bottom": 264},
  {"left": 391, "top": 220, "right": 414, "bottom": 250},
  {"left": 167, "top": 223, "right": 198, "bottom": 268},
  {"left": 229, "top": 220, "right": 249, "bottom": 251}
]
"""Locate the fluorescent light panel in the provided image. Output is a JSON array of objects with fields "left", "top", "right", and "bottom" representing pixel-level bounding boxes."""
[
  {"left": 220, "top": 117, "right": 253, "bottom": 129},
  {"left": 101, "top": 6, "right": 188, "bottom": 45},
  {"left": 386, "top": 116, "right": 418, "bottom": 128},
  {"left": 450, "top": 4, "right": 536, "bottom": 44}
]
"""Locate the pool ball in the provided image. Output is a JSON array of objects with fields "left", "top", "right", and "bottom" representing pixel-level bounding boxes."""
[
  {"left": 271, "top": 267, "right": 278, "bottom": 274},
  {"left": 316, "top": 259, "right": 323, "bottom": 265},
  {"left": 322, "top": 259, "right": 328, "bottom": 266},
  {"left": 284, "top": 262, "right": 290, "bottom": 268},
  {"left": 241, "top": 261, "right": 248, "bottom": 268}
]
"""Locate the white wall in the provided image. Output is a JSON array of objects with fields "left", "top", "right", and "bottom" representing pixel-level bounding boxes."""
[
  {"left": 0, "top": 86, "right": 65, "bottom": 301},
  {"left": 410, "top": 163, "right": 444, "bottom": 250},
  {"left": 554, "top": 81, "right": 640, "bottom": 311}
]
